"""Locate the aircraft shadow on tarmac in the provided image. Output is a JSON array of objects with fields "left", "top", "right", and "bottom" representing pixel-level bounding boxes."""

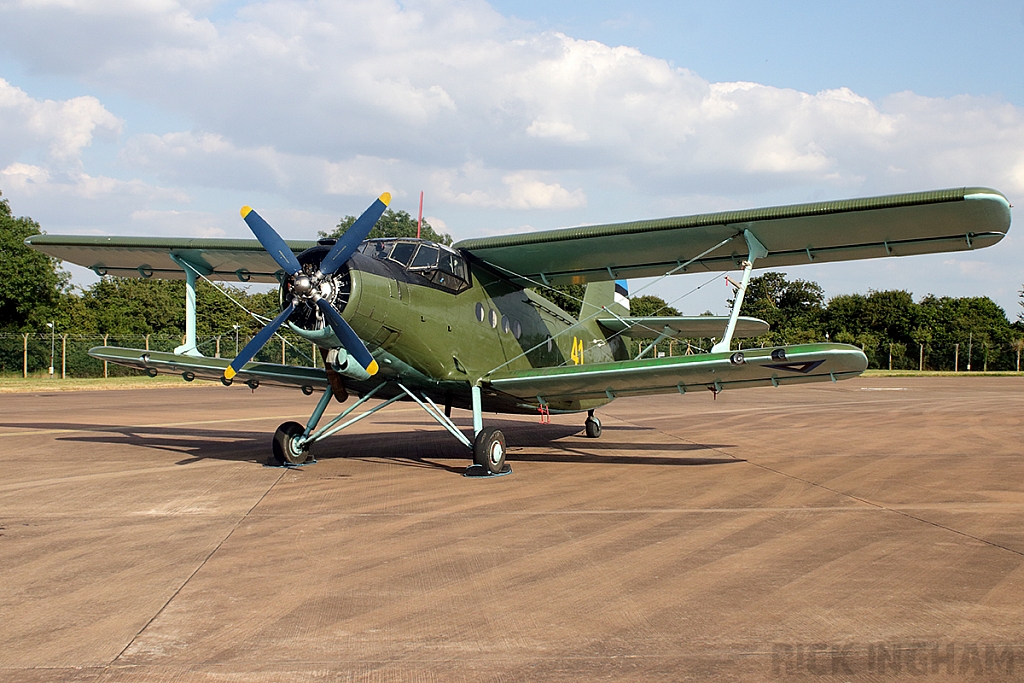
[
  {"left": 313, "top": 420, "right": 742, "bottom": 472},
  {"left": 3, "top": 420, "right": 740, "bottom": 474}
]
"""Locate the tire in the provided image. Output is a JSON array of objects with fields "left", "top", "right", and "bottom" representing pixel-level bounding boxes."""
[
  {"left": 473, "top": 427, "right": 506, "bottom": 475},
  {"left": 585, "top": 416, "right": 602, "bottom": 438},
  {"left": 273, "top": 421, "right": 309, "bottom": 465}
]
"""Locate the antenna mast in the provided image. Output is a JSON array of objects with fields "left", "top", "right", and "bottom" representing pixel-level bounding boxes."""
[{"left": 417, "top": 191, "right": 424, "bottom": 239}]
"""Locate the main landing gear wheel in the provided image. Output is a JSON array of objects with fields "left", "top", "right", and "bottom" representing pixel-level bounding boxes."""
[
  {"left": 473, "top": 427, "right": 507, "bottom": 475},
  {"left": 585, "top": 410, "right": 602, "bottom": 438},
  {"left": 272, "top": 421, "right": 311, "bottom": 465}
]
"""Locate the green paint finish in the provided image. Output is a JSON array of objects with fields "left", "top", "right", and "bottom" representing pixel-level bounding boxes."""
[
  {"left": 29, "top": 185, "right": 1012, "bottom": 419},
  {"left": 488, "top": 343, "right": 868, "bottom": 409},
  {"left": 455, "top": 187, "right": 1011, "bottom": 285}
]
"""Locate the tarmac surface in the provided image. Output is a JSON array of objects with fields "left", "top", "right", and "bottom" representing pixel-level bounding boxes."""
[{"left": 2, "top": 376, "right": 1023, "bottom": 682}]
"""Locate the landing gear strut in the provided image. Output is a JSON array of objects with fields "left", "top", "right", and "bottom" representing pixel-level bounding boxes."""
[
  {"left": 585, "top": 410, "right": 602, "bottom": 438},
  {"left": 266, "top": 380, "right": 512, "bottom": 477}
]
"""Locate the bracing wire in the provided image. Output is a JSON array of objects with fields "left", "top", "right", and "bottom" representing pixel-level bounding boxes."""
[
  {"left": 179, "top": 262, "right": 316, "bottom": 365},
  {"left": 477, "top": 234, "right": 740, "bottom": 380}
]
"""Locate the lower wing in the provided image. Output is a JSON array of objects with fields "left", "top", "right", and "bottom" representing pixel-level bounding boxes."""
[{"left": 486, "top": 343, "right": 867, "bottom": 410}]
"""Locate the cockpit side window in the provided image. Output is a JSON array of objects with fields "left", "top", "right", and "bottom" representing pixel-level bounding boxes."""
[
  {"left": 361, "top": 239, "right": 469, "bottom": 293},
  {"left": 438, "top": 251, "right": 467, "bottom": 281},
  {"left": 389, "top": 241, "right": 417, "bottom": 266},
  {"left": 410, "top": 245, "right": 439, "bottom": 269}
]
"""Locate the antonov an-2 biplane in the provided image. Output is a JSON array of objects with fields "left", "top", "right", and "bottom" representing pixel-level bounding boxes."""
[{"left": 27, "top": 187, "right": 1011, "bottom": 475}]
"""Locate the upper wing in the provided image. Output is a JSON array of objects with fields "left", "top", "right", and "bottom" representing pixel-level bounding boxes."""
[
  {"left": 598, "top": 316, "right": 769, "bottom": 339},
  {"left": 486, "top": 343, "right": 867, "bottom": 410},
  {"left": 24, "top": 235, "right": 320, "bottom": 283},
  {"left": 455, "top": 187, "right": 1011, "bottom": 285}
]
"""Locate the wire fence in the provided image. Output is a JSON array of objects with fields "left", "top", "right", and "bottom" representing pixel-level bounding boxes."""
[
  {"left": 2, "top": 332, "right": 1021, "bottom": 378},
  {"left": 0, "top": 333, "right": 320, "bottom": 379},
  {"left": 629, "top": 336, "right": 1024, "bottom": 372}
]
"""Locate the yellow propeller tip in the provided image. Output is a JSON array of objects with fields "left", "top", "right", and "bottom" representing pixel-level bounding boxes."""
[
  {"left": 367, "top": 360, "right": 379, "bottom": 376},
  {"left": 240, "top": 206, "right": 252, "bottom": 218},
  {"left": 224, "top": 367, "right": 237, "bottom": 381},
  {"left": 378, "top": 192, "right": 391, "bottom": 206}
]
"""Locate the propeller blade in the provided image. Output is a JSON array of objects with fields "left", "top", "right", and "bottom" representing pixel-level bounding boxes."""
[
  {"left": 240, "top": 206, "right": 301, "bottom": 276},
  {"left": 315, "top": 298, "right": 379, "bottom": 375},
  {"left": 319, "top": 192, "right": 391, "bottom": 276},
  {"left": 223, "top": 301, "right": 296, "bottom": 381}
]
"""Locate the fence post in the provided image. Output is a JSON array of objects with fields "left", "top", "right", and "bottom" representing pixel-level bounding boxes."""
[
  {"left": 145, "top": 334, "right": 150, "bottom": 351},
  {"left": 954, "top": 343, "right": 959, "bottom": 372},
  {"left": 61, "top": 334, "right": 67, "bottom": 379},
  {"left": 103, "top": 334, "right": 109, "bottom": 378},
  {"left": 312, "top": 343, "right": 317, "bottom": 367},
  {"left": 919, "top": 343, "right": 923, "bottom": 372},
  {"left": 281, "top": 337, "right": 286, "bottom": 365},
  {"left": 215, "top": 336, "right": 220, "bottom": 358},
  {"left": 888, "top": 344, "right": 892, "bottom": 371},
  {"left": 23, "top": 333, "right": 28, "bottom": 378}
]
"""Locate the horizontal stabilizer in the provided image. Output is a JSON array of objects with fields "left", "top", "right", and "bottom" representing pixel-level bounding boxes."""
[{"left": 598, "top": 316, "right": 769, "bottom": 339}]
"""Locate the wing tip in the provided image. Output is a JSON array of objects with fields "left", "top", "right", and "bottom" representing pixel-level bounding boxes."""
[
  {"left": 223, "top": 367, "right": 237, "bottom": 381},
  {"left": 378, "top": 192, "right": 391, "bottom": 207},
  {"left": 240, "top": 206, "right": 252, "bottom": 219},
  {"left": 367, "top": 360, "right": 379, "bottom": 376}
]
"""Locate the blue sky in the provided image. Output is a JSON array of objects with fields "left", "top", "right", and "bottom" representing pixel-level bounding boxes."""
[
  {"left": 492, "top": 1, "right": 1024, "bottom": 105},
  {"left": 0, "top": 0, "right": 1021, "bottom": 316}
]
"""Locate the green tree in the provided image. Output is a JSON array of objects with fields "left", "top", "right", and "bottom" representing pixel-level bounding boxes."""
[
  {"left": 629, "top": 295, "right": 681, "bottom": 318},
  {"left": 737, "top": 272, "right": 825, "bottom": 344},
  {"left": 0, "top": 194, "right": 70, "bottom": 331},
  {"left": 321, "top": 208, "right": 453, "bottom": 245},
  {"left": 539, "top": 284, "right": 586, "bottom": 317},
  {"left": 917, "top": 295, "right": 1015, "bottom": 371}
]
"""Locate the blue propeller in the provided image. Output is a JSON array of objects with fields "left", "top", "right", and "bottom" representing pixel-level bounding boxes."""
[
  {"left": 318, "top": 193, "right": 390, "bottom": 276},
  {"left": 316, "top": 297, "right": 379, "bottom": 375},
  {"left": 240, "top": 206, "right": 301, "bottom": 276},
  {"left": 224, "top": 302, "right": 295, "bottom": 381},
  {"left": 223, "top": 193, "right": 390, "bottom": 382}
]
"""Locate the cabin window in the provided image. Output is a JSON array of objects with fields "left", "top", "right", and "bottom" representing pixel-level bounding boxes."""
[
  {"left": 501, "top": 315, "right": 510, "bottom": 334},
  {"left": 513, "top": 320, "right": 522, "bottom": 339},
  {"left": 475, "top": 302, "right": 485, "bottom": 322},
  {"left": 489, "top": 309, "right": 498, "bottom": 328},
  {"left": 438, "top": 251, "right": 467, "bottom": 281}
]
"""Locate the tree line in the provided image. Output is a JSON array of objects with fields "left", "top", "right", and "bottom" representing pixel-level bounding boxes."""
[{"left": 2, "top": 194, "right": 1022, "bottom": 374}]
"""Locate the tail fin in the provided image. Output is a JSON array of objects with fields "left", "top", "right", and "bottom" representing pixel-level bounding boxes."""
[
  {"left": 581, "top": 279, "right": 629, "bottom": 321},
  {"left": 580, "top": 280, "right": 630, "bottom": 360}
]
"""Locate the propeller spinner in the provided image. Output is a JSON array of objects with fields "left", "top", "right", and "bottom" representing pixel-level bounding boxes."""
[{"left": 223, "top": 192, "right": 391, "bottom": 381}]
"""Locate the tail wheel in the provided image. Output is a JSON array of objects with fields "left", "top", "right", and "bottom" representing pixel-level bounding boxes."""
[
  {"left": 473, "top": 427, "right": 506, "bottom": 475},
  {"left": 273, "top": 421, "right": 310, "bottom": 465},
  {"left": 585, "top": 416, "right": 602, "bottom": 438}
]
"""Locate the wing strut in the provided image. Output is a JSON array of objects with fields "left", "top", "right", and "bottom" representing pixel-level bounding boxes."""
[
  {"left": 711, "top": 230, "right": 768, "bottom": 353},
  {"left": 169, "top": 254, "right": 211, "bottom": 357}
]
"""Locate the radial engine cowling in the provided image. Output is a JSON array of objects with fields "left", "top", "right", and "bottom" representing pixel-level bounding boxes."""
[{"left": 278, "top": 244, "right": 370, "bottom": 380}]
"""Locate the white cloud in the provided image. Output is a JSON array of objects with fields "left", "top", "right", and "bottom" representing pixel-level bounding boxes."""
[
  {"left": 434, "top": 164, "right": 586, "bottom": 209},
  {"left": 0, "top": 78, "right": 122, "bottom": 165},
  {"left": 4, "top": 1, "right": 1023, "bottom": 200},
  {"left": 0, "top": 0, "right": 1022, "bottom": 310}
]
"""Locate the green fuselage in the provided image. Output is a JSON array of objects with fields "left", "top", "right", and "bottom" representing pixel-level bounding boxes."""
[{"left": 297, "top": 240, "right": 626, "bottom": 415}]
